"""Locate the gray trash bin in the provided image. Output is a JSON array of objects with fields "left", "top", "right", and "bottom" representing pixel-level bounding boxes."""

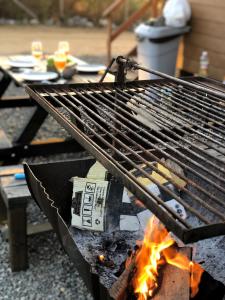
[{"left": 135, "top": 23, "right": 190, "bottom": 79}]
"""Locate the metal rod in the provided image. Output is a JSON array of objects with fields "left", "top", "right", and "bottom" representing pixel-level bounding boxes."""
[
  {"left": 148, "top": 83, "right": 225, "bottom": 137},
  {"left": 73, "top": 87, "right": 225, "bottom": 213},
  {"left": 80, "top": 86, "right": 225, "bottom": 210},
  {"left": 162, "top": 83, "right": 225, "bottom": 123},
  {"left": 188, "top": 78, "right": 225, "bottom": 97},
  {"left": 25, "top": 74, "right": 225, "bottom": 242},
  {"left": 43, "top": 88, "right": 191, "bottom": 228},
  {"left": 99, "top": 58, "right": 115, "bottom": 83},
  {"left": 116, "top": 56, "right": 225, "bottom": 99},
  {"left": 109, "top": 86, "right": 225, "bottom": 185},
  {"left": 55, "top": 87, "right": 225, "bottom": 222},
  {"left": 54, "top": 88, "right": 211, "bottom": 224},
  {"left": 132, "top": 83, "right": 225, "bottom": 153}
]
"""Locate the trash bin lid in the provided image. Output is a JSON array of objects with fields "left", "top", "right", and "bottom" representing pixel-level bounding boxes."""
[{"left": 135, "top": 23, "right": 190, "bottom": 41}]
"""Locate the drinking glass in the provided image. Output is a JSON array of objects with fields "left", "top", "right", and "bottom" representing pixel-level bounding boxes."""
[
  {"left": 58, "top": 41, "right": 70, "bottom": 56},
  {"left": 31, "top": 41, "right": 43, "bottom": 61},
  {"left": 54, "top": 50, "right": 67, "bottom": 78}
]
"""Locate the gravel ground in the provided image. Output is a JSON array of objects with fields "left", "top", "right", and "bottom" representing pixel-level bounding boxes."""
[
  {"left": 0, "top": 74, "right": 94, "bottom": 299},
  {"left": 0, "top": 228, "right": 93, "bottom": 300},
  {"left": 0, "top": 200, "right": 93, "bottom": 300}
]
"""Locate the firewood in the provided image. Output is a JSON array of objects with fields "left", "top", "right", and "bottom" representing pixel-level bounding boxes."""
[
  {"left": 109, "top": 247, "right": 191, "bottom": 300},
  {"left": 153, "top": 248, "right": 191, "bottom": 300},
  {"left": 109, "top": 259, "right": 135, "bottom": 300}
]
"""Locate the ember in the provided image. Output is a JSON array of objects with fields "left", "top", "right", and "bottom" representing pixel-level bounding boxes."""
[
  {"left": 97, "top": 254, "right": 115, "bottom": 268},
  {"left": 99, "top": 254, "right": 105, "bottom": 262},
  {"left": 131, "top": 216, "right": 204, "bottom": 300}
]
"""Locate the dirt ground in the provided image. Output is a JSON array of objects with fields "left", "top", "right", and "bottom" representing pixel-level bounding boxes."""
[{"left": 0, "top": 25, "right": 136, "bottom": 63}]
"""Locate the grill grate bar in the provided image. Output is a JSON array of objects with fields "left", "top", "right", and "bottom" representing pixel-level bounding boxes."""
[
  {"left": 48, "top": 87, "right": 219, "bottom": 225},
  {"left": 52, "top": 86, "right": 225, "bottom": 223},
  {"left": 100, "top": 85, "right": 225, "bottom": 161},
  {"left": 129, "top": 83, "right": 225, "bottom": 153},
  {"left": 168, "top": 82, "right": 225, "bottom": 116},
  {"left": 82, "top": 86, "right": 225, "bottom": 209},
  {"left": 188, "top": 78, "right": 225, "bottom": 96},
  {"left": 43, "top": 88, "right": 191, "bottom": 228},
  {"left": 161, "top": 83, "right": 225, "bottom": 124},
  {"left": 141, "top": 84, "right": 225, "bottom": 144},
  {"left": 110, "top": 86, "right": 225, "bottom": 180},
  {"left": 25, "top": 75, "right": 225, "bottom": 243},
  {"left": 120, "top": 88, "right": 225, "bottom": 165},
  {"left": 147, "top": 83, "right": 225, "bottom": 137}
]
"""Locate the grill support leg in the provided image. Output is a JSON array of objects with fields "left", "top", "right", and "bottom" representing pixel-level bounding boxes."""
[
  {"left": 13, "top": 104, "right": 48, "bottom": 144},
  {"left": 0, "top": 72, "right": 12, "bottom": 98},
  {"left": 8, "top": 205, "right": 28, "bottom": 271},
  {"left": 0, "top": 193, "right": 7, "bottom": 222}
]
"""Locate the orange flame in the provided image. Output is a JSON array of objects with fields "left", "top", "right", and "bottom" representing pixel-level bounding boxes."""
[
  {"left": 98, "top": 254, "right": 105, "bottom": 262},
  {"left": 132, "top": 216, "right": 204, "bottom": 299}
]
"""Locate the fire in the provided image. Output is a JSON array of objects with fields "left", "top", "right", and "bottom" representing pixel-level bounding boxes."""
[
  {"left": 132, "top": 216, "right": 204, "bottom": 299},
  {"left": 98, "top": 254, "right": 105, "bottom": 262}
]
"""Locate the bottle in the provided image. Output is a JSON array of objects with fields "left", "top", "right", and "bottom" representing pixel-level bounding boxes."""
[{"left": 199, "top": 51, "right": 209, "bottom": 77}]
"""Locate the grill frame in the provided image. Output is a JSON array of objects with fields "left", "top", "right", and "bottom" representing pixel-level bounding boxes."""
[{"left": 25, "top": 76, "right": 225, "bottom": 243}]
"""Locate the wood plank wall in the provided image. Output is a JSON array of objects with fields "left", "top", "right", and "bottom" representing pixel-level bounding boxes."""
[{"left": 183, "top": 0, "right": 225, "bottom": 80}]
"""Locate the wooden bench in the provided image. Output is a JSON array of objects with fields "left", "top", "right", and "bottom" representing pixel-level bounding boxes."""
[
  {"left": 0, "top": 163, "right": 52, "bottom": 271},
  {"left": 0, "top": 128, "right": 12, "bottom": 221}
]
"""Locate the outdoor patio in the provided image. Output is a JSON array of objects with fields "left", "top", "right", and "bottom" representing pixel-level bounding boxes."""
[{"left": 0, "top": 1, "right": 225, "bottom": 300}]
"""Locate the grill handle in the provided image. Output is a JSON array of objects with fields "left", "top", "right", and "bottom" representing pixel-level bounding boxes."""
[{"left": 116, "top": 56, "right": 225, "bottom": 99}]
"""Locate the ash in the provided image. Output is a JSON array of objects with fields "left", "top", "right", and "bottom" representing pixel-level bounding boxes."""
[
  {"left": 70, "top": 227, "right": 142, "bottom": 289},
  {"left": 193, "top": 236, "right": 225, "bottom": 284}
]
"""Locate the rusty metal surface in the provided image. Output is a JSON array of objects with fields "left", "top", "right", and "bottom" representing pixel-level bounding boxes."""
[
  {"left": 24, "top": 158, "right": 113, "bottom": 300},
  {"left": 25, "top": 75, "right": 225, "bottom": 243}
]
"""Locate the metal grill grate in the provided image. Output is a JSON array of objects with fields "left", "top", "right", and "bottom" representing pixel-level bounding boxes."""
[{"left": 26, "top": 67, "right": 225, "bottom": 243}]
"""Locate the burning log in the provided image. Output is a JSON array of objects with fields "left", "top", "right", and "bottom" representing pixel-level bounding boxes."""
[
  {"left": 109, "top": 248, "right": 191, "bottom": 300},
  {"left": 153, "top": 248, "right": 191, "bottom": 300},
  {"left": 109, "top": 247, "right": 225, "bottom": 300},
  {"left": 109, "top": 258, "right": 136, "bottom": 300},
  {"left": 109, "top": 215, "right": 225, "bottom": 300},
  {"left": 109, "top": 216, "right": 204, "bottom": 300}
]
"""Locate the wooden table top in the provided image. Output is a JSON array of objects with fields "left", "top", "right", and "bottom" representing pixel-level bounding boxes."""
[{"left": 0, "top": 55, "right": 114, "bottom": 86}]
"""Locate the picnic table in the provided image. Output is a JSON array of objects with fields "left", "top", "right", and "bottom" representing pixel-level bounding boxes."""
[
  {"left": 0, "top": 54, "right": 114, "bottom": 271},
  {"left": 0, "top": 56, "right": 114, "bottom": 97},
  {"left": 0, "top": 55, "right": 114, "bottom": 164}
]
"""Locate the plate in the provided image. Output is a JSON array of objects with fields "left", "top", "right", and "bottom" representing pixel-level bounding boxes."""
[
  {"left": 8, "top": 55, "right": 36, "bottom": 68},
  {"left": 76, "top": 64, "right": 106, "bottom": 73},
  {"left": 21, "top": 71, "right": 58, "bottom": 82}
]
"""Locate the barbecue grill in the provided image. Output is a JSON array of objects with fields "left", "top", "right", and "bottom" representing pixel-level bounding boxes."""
[{"left": 25, "top": 57, "right": 225, "bottom": 243}]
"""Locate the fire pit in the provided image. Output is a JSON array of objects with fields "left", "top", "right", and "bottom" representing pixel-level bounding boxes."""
[
  {"left": 24, "top": 159, "right": 225, "bottom": 300},
  {"left": 24, "top": 57, "right": 225, "bottom": 299}
]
